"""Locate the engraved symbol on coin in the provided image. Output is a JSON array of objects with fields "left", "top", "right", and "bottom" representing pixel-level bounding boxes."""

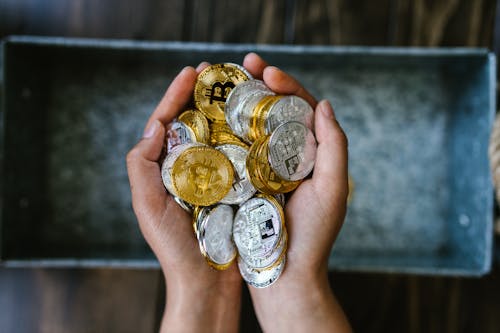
[
  {"left": 172, "top": 145, "right": 233, "bottom": 206},
  {"left": 207, "top": 81, "right": 235, "bottom": 104},
  {"left": 188, "top": 159, "right": 222, "bottom": 197}
]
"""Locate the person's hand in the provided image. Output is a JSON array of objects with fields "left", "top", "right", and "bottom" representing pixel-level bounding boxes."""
[
  {"left": 126, "top": 63, "right": 242, "bottom": 333},
  {"left": 242, "top": 53, "right": 352, "bottom": 333}
]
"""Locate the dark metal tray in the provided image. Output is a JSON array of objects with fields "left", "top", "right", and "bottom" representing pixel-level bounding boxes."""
[{"left": 1, "top": 36, "right": 495, "bottom": 275}]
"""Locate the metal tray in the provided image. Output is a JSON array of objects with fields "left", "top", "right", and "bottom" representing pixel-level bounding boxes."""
[{"left": 1, "top": 36, "right": 495, "bottom": 275}]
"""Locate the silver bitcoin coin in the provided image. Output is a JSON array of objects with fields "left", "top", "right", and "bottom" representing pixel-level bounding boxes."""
[
  {"left": 233, "top": 196, "right": 283, "bottom": 259},
  {"left": 238, "top": 255, "right": 286, "bottom": 288},
  {"left": 166, "top": 120, "right": 197, "bottom": 153},
  {"left": 225, "top": 80, "right": 270, "bottom": 136},
  {"left": 265, "top": 95, "right": 314, "bottom": 134},
  {"left": 216, "top": 144, "right": 257, "bottom": 205},
  {"left": 268, "top": 121, "right": 317, "bottom": 181},
  {"left": 199, "top": 204, "right": 237, "bottom": 266}
]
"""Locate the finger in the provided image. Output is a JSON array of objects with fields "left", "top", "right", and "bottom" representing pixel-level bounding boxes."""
[
  {"left": 196, "top": 61, "right": 210, "bottom": 73},
  {"left": 312, "top": 100, "right": 348, "bottom": 203},
  {"left": 243, "top": 52, "right": 268, "bottom": 80},
  {"left": 144, "top": 66, "right": 198, "bottom": 131},
  {"left": 126, "top": 120, "right": 168, "bottom": 223},
  {"left": 263, "top": 66, "right": 317, "bottom": 108}
]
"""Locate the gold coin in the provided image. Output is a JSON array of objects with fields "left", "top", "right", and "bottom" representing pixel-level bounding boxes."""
[
  {"left": 178, "top": 109, "right": 210, "bottom": 144},
  {"left": 250, "top": 95, "right": 282, "bottom": 141},
  {"left": 194, "top": 64, "right": 250, "bottom": 122},
  {"left": 249, "top": 138, "right": 300, "bottom": 194},
  {"left": 172, "top": 145, "right": 234, "bottom": 206}
]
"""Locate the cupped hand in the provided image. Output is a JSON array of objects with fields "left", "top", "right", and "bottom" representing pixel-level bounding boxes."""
[
  {"left": 126, "top": 63, "right": 241, "bottom": 333},
  {"left": 243, "top": 53, "right": 352, "bottom": 333}
]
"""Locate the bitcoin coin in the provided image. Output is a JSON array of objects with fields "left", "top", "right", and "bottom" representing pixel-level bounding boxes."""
[
  {"left": 233, "top": 196, "right": 283, "bottom": 259},
  {"left": 171, "top": 145, "right": 234, "bottom": 206},
  {"left": 194, "top": 64, "right": 250, "bottom": 122},
  {"left": 216, "top": 144, "right": 256, "bottom": 205},
  {"left": 161, "top": 143, "right": 203, "bottom": 197},
  {"left": 249, "top": 95, "right": 282, "bottom": 141},
  {"left": 178, "top": 109, "right": 210, "bottom": 144},
  {"left": 198, "top": 204, "right": 237, "bottom": 269},
  {"left": 165, "top": 120, "right": 197, "bottom": 154},
  {"left": 226, "top": 80, "right": 273, "bottom": 137},
  {"left": 238, "top": 255, "right": 286, "bottom": 288},
  {"left": 247, "top": 137, "right": 300, "bottom": 194},
  {"left": 268, "top": 121, "right": 317, "bottom": 181},
  {"left": 265, "top": 95, "right": 314, "bottom": 134}
]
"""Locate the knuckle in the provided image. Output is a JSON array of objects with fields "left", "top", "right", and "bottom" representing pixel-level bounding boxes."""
[{"left": 126, "top": 147, "right": 141, "bottom": 166}]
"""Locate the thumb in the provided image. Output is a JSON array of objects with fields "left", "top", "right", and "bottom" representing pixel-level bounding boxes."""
[
  {"left": 126, "top": 120, "right": 168, "bottom": 223},
  {"left": 312, "top": 100, "right": 349, "bottom": 205}
]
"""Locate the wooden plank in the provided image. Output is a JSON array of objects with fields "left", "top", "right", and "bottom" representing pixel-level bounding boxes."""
[
  {"left": 0, "top": 0, "right": 186, "bottom": 40},
  {"left": 187, "top": 0, "right": 287, "bottom": 43},
  {"left": 292, "top": 0, "right": 393, "bottom": 45},
  {"left": 0, "top": 267, "right": 160, "bottom": 333}
]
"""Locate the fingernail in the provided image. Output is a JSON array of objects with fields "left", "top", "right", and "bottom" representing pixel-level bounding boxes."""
[
  {"left": 319, "top": 100, "right": 335, "bottom": 119},
  {"left": 143, "top": 120, "right": 159, "bottom": 139},
  {"left": 196, "top": 62, "right": 210, "bottom": 72}
]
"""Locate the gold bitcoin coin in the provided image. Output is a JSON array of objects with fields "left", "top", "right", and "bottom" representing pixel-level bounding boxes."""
[
  {"left": 194, "top": 64, "right": 250, "bottom": 122},
  {"left": 178, "top": 109, "right": 210, "bottom": 144},
  {"left": 171, "top": 145, "right": 234, "bottom": 206}
]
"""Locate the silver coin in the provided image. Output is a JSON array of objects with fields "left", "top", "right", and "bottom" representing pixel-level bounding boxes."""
[
  {"left": 166, "top": 120, "right": 197, "bottom": 153},
  {"left": 199, "top": 204, "right": 237, "bottom": 266},
  {"left": 239, "top": 90, "right": 274, "bottom": 143},
  {"left": 238, "top": 254, "right": 286, "bottom": 288},
  {"left": 172, "top": 195, "right": 194, "bottom": 214},
  {"left": 240, "top": 228, "right": 287, "bottom": 270},
  {"left": 225, "top": 80, "right": 273, "bottom": 140},
  {"left": 268, "top": 121, "right": 317, "bottom": 181},
  {"left": 233, "top": 197, "right": 283, "bottom": 259},
  {"left": 195, "top": 206, "right": 211, "bottom": 243},
  {"left": 265, "top": 95, "right": 314, "bottom": 134},
  {"left": 224, "top": 63, "right": 254, "bottom": 80},
  {"left": 273, "top": 193, "right": 286, "bottom": 207},
  {"left": 216, "top": 144, "right": 257, "bottom": 205},
  {"left": 161, "top": 142, "right": 204, "bottom": 197}
]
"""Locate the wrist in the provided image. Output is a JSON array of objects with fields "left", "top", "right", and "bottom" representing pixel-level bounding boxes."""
[
  {"left": 249, "top": 266, "right": 351, "bottom": 333},
  {"left": 161, "top": 270, "right": 242, "bottom": 333}
]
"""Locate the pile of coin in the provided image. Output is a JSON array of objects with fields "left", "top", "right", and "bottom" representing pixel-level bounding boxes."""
[{"left": 160, "top": 63, "right": 317, "bottom": 288}]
